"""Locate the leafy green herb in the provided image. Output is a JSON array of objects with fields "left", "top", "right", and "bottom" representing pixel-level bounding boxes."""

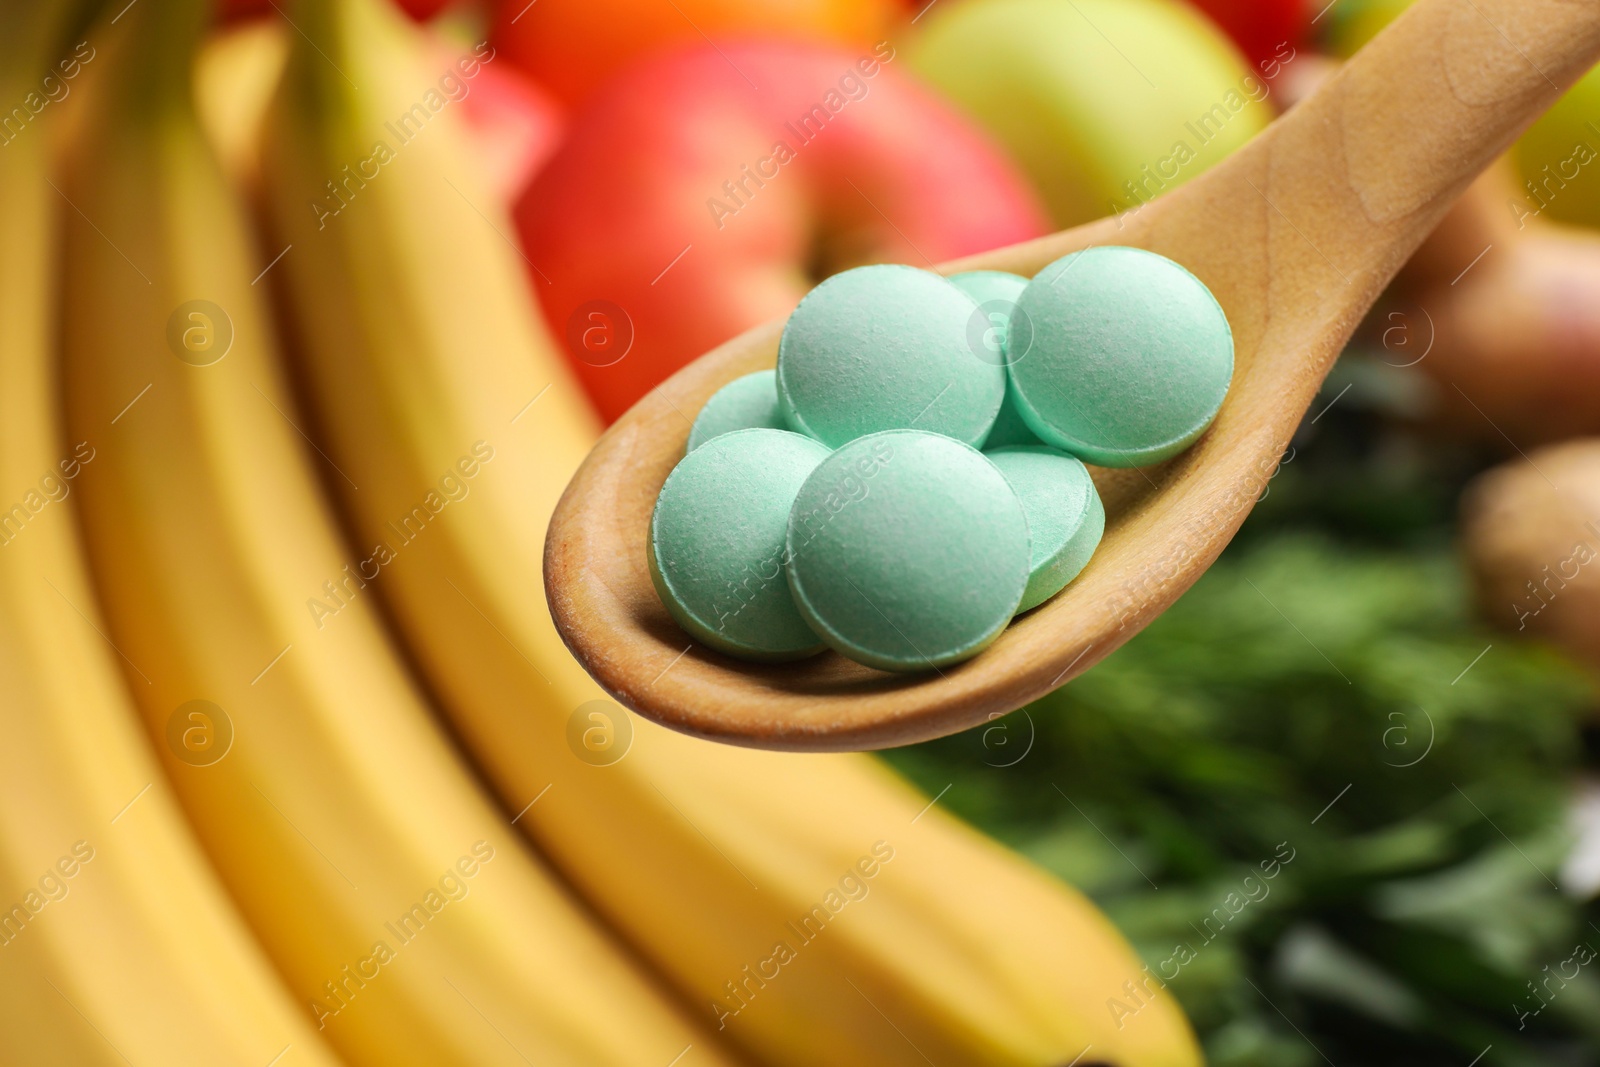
[{"left": 885, "top": 400, "right": 1600, "bottom": 1065}]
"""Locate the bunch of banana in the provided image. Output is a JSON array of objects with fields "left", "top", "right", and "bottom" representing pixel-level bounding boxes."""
[
  {"left": 0, "top": 4, "right": 340, "bottom": 1065},
  {"left": 57, "top": 1, "right": 739, "bottom": 1065},
  {"left": 258, "top": 0, "right": 1201, "bottom": 1063}
]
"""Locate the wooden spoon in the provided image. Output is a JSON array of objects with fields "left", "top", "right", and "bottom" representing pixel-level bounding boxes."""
[{"left": 546, "top": 0, "right": 1600, "bottom": 752}]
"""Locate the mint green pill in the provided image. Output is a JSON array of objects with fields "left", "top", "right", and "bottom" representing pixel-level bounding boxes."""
[
  {"left": 650, "top": 429, "right": 829, "bottom": 661},
  {"left": 984, "top": 394, "right": 1044, "bottom": 450},
  {"left": 777, "top": 264, "right": 1004, "bottom": 449},
  {"left": 687, "top": 370, "right": 786, "bottom": 451},
  {"left": 1010, "top": 246, "right": 1233, "bottom": 467},
  {"left": 949, "top": 270, "right": 1042, "bottom": 449},
  {"left": 786, "top": 429, "right": 1029, "bottom": 672},
  {"left": 986, "top": 446, "right": 1104, "bottom": 613}
]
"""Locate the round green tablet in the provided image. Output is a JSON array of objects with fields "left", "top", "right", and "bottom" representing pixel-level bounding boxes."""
[
  {"left": 649, "top": 428, "right": 829, "bottom": 661},
  {"left": 984, "top": 393, "right": 1044, "bottom": 450},
  {"left": 949, "top": 270, "right": 1042, "bottom": 449},
  {"left": 1009, "top": 246, "right": 1233, "bottom": 467},
  {"left": 786, "top": 429, "right": 1030, "bottom": 672},
  {"left": 777, "top": 264, "right": 1005, "bottom": 449},
  {"left": 687, "top": 370, "right": 786, "bottom": 451},
  {"left": 985, "top": 446, "right": 1105, "bottom": 613}
]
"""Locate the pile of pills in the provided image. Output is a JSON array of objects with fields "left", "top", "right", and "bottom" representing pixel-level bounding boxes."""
[{"left": 648, "top": 246, "right": 1233, "bottom": 672}]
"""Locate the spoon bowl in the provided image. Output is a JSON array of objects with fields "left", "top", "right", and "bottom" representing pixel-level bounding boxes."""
[{"left": 546, "top": 0, "right": 1600, "bottom": 751}]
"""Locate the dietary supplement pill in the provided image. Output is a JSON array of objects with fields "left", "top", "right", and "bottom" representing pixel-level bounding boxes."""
[
  {"left": 984, "top": 393, "right": 1044, "bottom": 451},
  {"left": 686, "top": 369, "right": 786, "bottom": 451},
  {"left": 786, "top": 429, "right": 1030, "bottom": 672},
  {"left": 649, "top": 429, "right": 830, "bottom": 661},
  {"left": 986, "top": 446, "right": 1104, "bottom": 612},
  {"left": 1009, "top": 246, "right": 1233, "bottom": 467},
  {"left": 777, "top": 265, "right": 1005, "bottom": 449},
  {"left": 949, "top": 269, "right": 1041, "bottom": 449}
]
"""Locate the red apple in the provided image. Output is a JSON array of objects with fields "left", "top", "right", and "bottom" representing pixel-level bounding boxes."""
[
  {"left": 396, "top": 0, "right": 453, "bottom": 16},
  {"left": 1184, "top": 0, "right": 1309, "bottom": 70},
  {"left": 514, "top": 39, "right": 1049, "bottom": 423},
  {"left": 489, "top": 0, "right": 896, "bottom": 108},
  {"left": 438, "top": 43, "right": 564, "bottom": 204},
  {"left": 220, "top": 0, "right": 452, "bottom": 22}
]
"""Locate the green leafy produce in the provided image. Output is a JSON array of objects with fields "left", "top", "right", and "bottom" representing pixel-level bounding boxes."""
[{"left": 884, "top": 401, "right": 1600, "bottom": 1066}]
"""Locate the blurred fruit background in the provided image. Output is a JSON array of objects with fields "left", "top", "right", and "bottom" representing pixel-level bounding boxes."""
[{"left": 9, "top": 0, "right": 1600, "bottom": 1064}]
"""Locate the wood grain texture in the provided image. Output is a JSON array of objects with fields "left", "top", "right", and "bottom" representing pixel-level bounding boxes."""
[{"left": 546, "top": 0, "right": 1600, "bottom": 751}]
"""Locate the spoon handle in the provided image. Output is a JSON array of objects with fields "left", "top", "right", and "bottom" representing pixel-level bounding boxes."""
[
  {"left": 1132, "top": 0, "right": 1600, "bottom": 394},
  {"left": 1312, "top": 0, "right": 1600, "bottom": 244}
]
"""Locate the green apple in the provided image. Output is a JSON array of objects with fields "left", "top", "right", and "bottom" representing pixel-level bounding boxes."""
[
  {"left": 1322, "top": 0, "right": 1414, "bottom": 58},
  {"left": 1325, "top": 0, "right": 1600, "bottom": 232},
  {"left": 909, "top": 0, "right": 1278, "bottom": 227},
  {"left": 1514, "top": 66, "right": 1600, "bottom": 230}
]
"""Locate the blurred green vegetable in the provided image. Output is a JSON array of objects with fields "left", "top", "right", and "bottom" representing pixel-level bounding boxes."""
[{"left": 885, "top": 398, "right": 1600, "bottom": 1065}]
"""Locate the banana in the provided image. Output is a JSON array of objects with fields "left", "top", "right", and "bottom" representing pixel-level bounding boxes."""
[
  {"left": 58, "top": 3, "right": 741, "bottom": 1066},
  {"left": 258, "top": 0, "right": 1202, "bottom": 1063},
  {"left": 196, "top": 15, "right": 289, "bottom": 186},
  {"left": 0, "top": 5, "right": 342, "bottom": 1065}
]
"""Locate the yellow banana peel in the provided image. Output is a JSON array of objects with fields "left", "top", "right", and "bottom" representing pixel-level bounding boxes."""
[
  {"left": 257, "top": 0, "right": 1202, "bottom": 1062},
  {"left": 0, "top": 5, "right": 342, "bottom": 1064},
  {"left": 59, "top": 2, "right": 742, "bottom": 1065}
]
